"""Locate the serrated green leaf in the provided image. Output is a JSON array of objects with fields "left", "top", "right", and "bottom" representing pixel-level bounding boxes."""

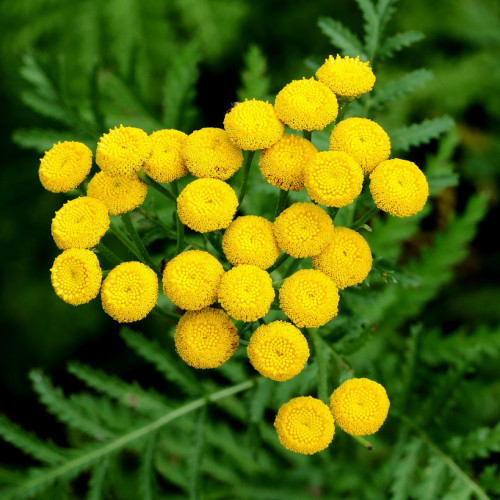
[
  {"left": 249, "top": 378, "right": 274, "bottom": 424},
  {"left": 12, "top": 128, "right": 94, "bottom": 153},
  {"left": 414, "top": 455, "right": 447, "bottom": 500},
  {"left": 139, "top": 431, "right": 158, "bottom": 500},
  {"left": 390, "top": 438, "right": 422, "bottom": 500},
  {"left": 188, "top": 407, "right": 206, "bottom": 500},
  {"left": 379, "top": 30, "right": 425, "bottom": 59},
  {"left": 354, "top": 0, "right": 378, "bottom": 59},
  {"left": 237, "top": 45, "right": 270, "bottom": 101},
  {"left": 86, "top": 457, "right": 111, "bottom": 500},
  {"left": 318, "top": 17, "right": 366, "bottom": 57}
]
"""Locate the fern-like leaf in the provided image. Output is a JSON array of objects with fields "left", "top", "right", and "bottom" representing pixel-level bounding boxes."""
[
  {"left": 237, "top": 45, "right": 270, "bottom": 101},
  {"left": 451, "top": 422, "right": 500, "bottom": 460},
  {"left": 379, "top": 30, "right": 425, "bottom": 59},
  {"left": 12, "top": 128, "right": 94, "bottom": 153},
  {"left": 317, "top": 17, "right": 366, "bottom": 57},
  {"left": 354, "top": 0, "right": 378, "bottom": 59},
  {"left": 138, "top": 430, "right": 158, "bottom": 500},
  {"left": 188, "top": 407, "right": 206, "bottom": 500},
  {"left": 86, "top": 457, "right": 111, "bottom": 500},
  {"left": 390, "top": 438, "right": 423, "bottom": 500},
  {"left": 413, "top": 455, "right": 447, "bottom": 500},
  {"left": 249, "top": 378, "right": 274, "bottom": 424}
]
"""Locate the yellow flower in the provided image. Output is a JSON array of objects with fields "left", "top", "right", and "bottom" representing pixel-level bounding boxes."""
[
  {"left": 279, "top": 269, "right": 339, "bottom": 328},
  {"left": 329, "top": 378, "right": 390, "bottom": 436},
  {"left": 218, "top": 265, "right": 275, "bottom": 322},
  {"left": 50, "top": 249, "right": 102, "bottom": 305},
  {"left": 273, "top": 203, "right": 334, "bottom": 258},
  {"left": 223, "top": 99, "right": 284, "bottom": 151},
  {"left": 274, "top": 396, "right": 335, "bottom": 455},
  {"left": 177, "top": 179, "right": 238, "bottom": 233},
  {"left": 304, "top": 151, "right": 364, "bottom": 207},
  {"left": 312, "top": 227, "right": 372, "bottom": 289},
  {"left": 87, "top": 171, "right": 148, "bottom": 215},
  {"left": 259, "top": 135, "right": 318, "bottom": 192},
  {"left": 143, "top": 129, "right": 188, "bottom": 183},
  {"left": 174, "top": 308, "right": 238, "bottom": 369},
  {"left": 222, "top": 216, "right": 280, "bottom": 270},
  {"left": 370, "top": 159, "right": 429, "bottom": 217},
  {"left": 96, "top": 125, "right": 151, "bottom": 176},
  {"left": 274, "top": 78, "right": 338, "bottom": 131},
  {"left": 39, "top": 141, "right": 92, "bottom": 193},
  {"left": 316, "top": 55, "right": 375, "bottom": 98},
  {"left": 101, "top": 261, "right": 158, "bottom": 323},
  {"left": 51, "top": 197, "right": 110, "bottom": 250},
  {"left": 182, "top": 128, "right": 243, "bottom": 180},
  {"left": 247, "top": 321, "right": 310, "bottom": 381},
  {"left": 162, "top": 250, "right": 224, "bottom": 310},
  {"left": 329, "top": 118, "right": 391, "bottom": 174}
]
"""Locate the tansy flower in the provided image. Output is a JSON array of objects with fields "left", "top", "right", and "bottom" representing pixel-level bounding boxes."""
[
  {"left": 274, "top": 396, "right": 335, "bottom": 455},
  {"left": 39, "top": 141, "right": 92, "bottom": 193},
  {"left": 273, "top": 203, "right": 334, "bottom": 258},
  {"left": 174, "top": 308, "right": 238, "bottom": 369},
  {"left": 177, "top": 179, "right": 238, "bottom": 233},
  {"left": 316, "top": 55, "right": 375, "bottom": 98},
  {"left": 182, "top": 128, "right": 243, "bottom": 180},
  {"left": 304, "top": 151, "right": 364, "bottom": 207},
  {"left": 51, "top": 197, "right": 110, "bottom": 250},
  {"left": 274, "top": 78, "right": 338, "bottom": 131},
  {"left": 223, "top": 99, "right": 284, "bottom": 151},
  {"left": 87, "top": 171, "right": 148, "bottom": 215},
  {"left": 222, "top": 216, "right": 280, "bottom": 270},
  {"left": 218, "top": 265, "right": 275, "bottom": 322},
  {"left": 143, "top": 129, "right": 188, "bottom": 183},
  {"left": 370, "top": 159, "right": 429, "bottom": 217},
  {"left": 162, "top": 250, "right": 224, "bottom": 310},
  {"left": 96, "top": 125, "right": 151, "bottom": 176},
  {"left": 50, "top": 249, "right": 102, "bottom": 305},
  {"left": 259, "top": 135, "right": 318, "bottom": 192},
  {"left": 329, "top": 118, "right": 391, "bottom": 174},
  {"left": 247, "top": 321, "right": 309, "bottom": 381},
  {"left": 329, "top": 378, "right": 390, "bottom": 436},
  {"left": 101, "top": 261, "right": 158, "bottom": 323},
  {"left": 312, "top": 227, "right": 372, "bottom": 289},
  {"left": 279, "top": 269, "right": 339, "bottom": 328}
]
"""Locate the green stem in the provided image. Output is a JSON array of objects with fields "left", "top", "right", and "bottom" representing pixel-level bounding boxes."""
[
  {"left": 268, "top": 253, "right": 290, "bottom": 274},
  {"left": 137, "top": 171, "right": 177, "bottom": 203},
  {"left": 153, "top": 305, "right": 182, "bottom": 320},
  {"left": 109, "top": 221, "right": 144, "bottom": 262},
  {"left": 238, "top": 151, "right": 255, "bottom": 205},
  {"left": 335, "top": 100, "right": 349, "bottom": 124},
  {"left": 121, "top": 213, "right": 158, "bottom": 272},
  {"left": 283, "top": 258, "right": 301, "bottom": 278},
  {"left": 327, "top": 206, "right": 340, "bottom": 223},
  {"left": 351, "top": 435, "right": 374, "bottom": 451},
  {"left": 95, "top": 243, "right": 122, "bottom": 267},
  {"left": 172, "top": 181, "right": 184, "bottom": 255},
  {"left": 315, "top": 333, "right": 354, "bottom": 374},
  {"left": 302, "top": 130, "right": 312, "bottom": 141},
  {"left": 238, "top": 339, "right": 249, "bottom": 346},
  {"left": 274, "top": 189, "right": 289, "bottom": 218},
  {"left": 310, "top": 330, "right": 328, "bottom": 403},
  {"left": 350, "top": 206, "right": 380, "bottom": 231},
  {"left": 205, "top": 231, "right": 224, "bottom": 258},
  {"left": 137, "top": 208, "right": 177, "bottom": 238}
]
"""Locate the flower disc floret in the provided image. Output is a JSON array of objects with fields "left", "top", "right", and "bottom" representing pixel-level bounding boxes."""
[
  {"left": 304, "top": 151, "right": 364, "bottom": 207},
  {"left": 223, "top": 99, "right": 284, "bottom": 151},
  {"left": 273, "top": 203, "right": 334, "bottom": 258},
  {"left": 247, "top": 321, "right": 309, "bottom": 381},
  {"left": 101, "top": 261, "right": 158, "bottom": 323},
  {"left": 274, "top": 396, "right": 335, "bottom": 455},
  {"left": 329, "top": 378, "right": 390, "bottom": 436},
  {"left": 274, "top": 78, "right": 338, "bottom": 131},
  {"left": 329, "top": 118, "right": 390, "bottom": 174},
  {"left": 316, "top": 55, "right": 375, "bottom": 98},
  {"left": 370, "top": 159, "right": 429, "bottom": 217},
  {"left": 259, "top": 135, "right": 318, "bottom": 192},
  {"left": 218, "top": 265, "right": 274, "bottom": 322},
  {"left": 279, "top": 269, "right": 339, "bottom": 328},
  {"left": 51, "top": 249, "right": 102, "bottom": 305},
  {"left": 222, "top": 216, "right": 280, "bottom": 269},
  {"left": 182, "top": 128, "right": 243, "bottom": 180},
  {"left": 162, "top": 250, "right": 224, "bottom": 310},
  {"left": 174, "top": 308, "right": 238, "bottom": 369},
  {"left": 312, "top": 227, "right": 372, "bottom": 289},
  {"left": 177, "top": 179, "right": 238, "bottom": 233},
  {"left": 39, "top": 141, "right": 92, "bottom": 193},
  {"left": 51, "top": 197, "right": 110, "bottom": 250}
]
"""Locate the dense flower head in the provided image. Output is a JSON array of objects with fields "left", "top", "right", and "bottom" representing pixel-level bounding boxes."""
[
  {"left": 223, "top": 99, "right": 284, "bottom": 151},
  {"left": 273, "top": 203, "right": 334, "bottom": 258},
  {"left": 39, "top": 141, "right": 92, "bottom": 193},
  {"left": 304, "top": 151, "right": 364, "bottom": 207},
  {"left": 279, "top": 269, "right": 339, "bottom": 328},
  {"left": 177, "top": 179, "right": 238, "bottom": 233},
  {"left": 101, "top": 261, "right": 158, "bottom": 323},
  {"left": 316, "top": 55, "right": 376, "bottom": 98},
  {"left": 274, "top": 396, "right": 335, "bottom": 455},
  {"left": 329, "top": 378, "right": 390, "bottom": 436},
  {"left": 143, "top": 129, "right": 188, "bottom": 183},
  {"left": 87, "top": 171, "right": 148, "bottom": 215},
  {"left": 162, "top": 250, "right": 224, "bottom": 310},
  {"left": 247, "top": 321, "right": 309, "bottom": 381},
  {"left": 174, "top": 308, "right": 238, "bottom": 369},
  {"left": 370, "top": 159, "right": 429, "bottom": 217},
  {"left": 51, "top": 197, "right": 110, "bottom": 250},
  {"left": 182, "top": 128, "right": 243, "bottom": 180},
  {"left": 222, "top": 216, "right": 280, "bottom": 269},
  {"left": 312, "top": 227, "right": 372, "bottom": 289},
  {"left": 274, "top": 78, "right": 338, "bottom": 131},
  {"left": 50, "top": 249, "right": 102, "bottom": 305},
  {"left": 329, "top": 118, "right": 391, "bottom": 174},
  {"left": 259, "top": 135, "right": 318, "bottom": 192},
  {"left": 218, "top": 265, "right": 274, "bottom": 322}
]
